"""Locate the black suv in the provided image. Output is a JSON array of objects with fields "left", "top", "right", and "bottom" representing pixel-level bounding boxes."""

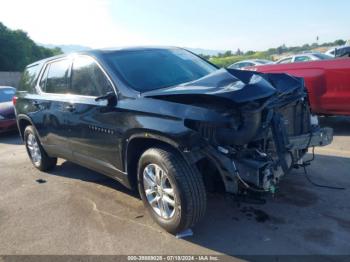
[{"left": 15, "top": 47, "right": 332, "bottom": 234}]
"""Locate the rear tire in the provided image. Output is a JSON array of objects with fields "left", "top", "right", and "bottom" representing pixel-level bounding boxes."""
[
  {"left": 24, "top": 125, "right": 57, "bottom": 171},
  {"left": 138, "top": 147, "right": 206, "bottom": 234}
]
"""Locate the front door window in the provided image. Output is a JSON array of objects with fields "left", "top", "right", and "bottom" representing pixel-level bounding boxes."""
[{"left": 71, "top": 56, "right": 113, "bottom": 97}]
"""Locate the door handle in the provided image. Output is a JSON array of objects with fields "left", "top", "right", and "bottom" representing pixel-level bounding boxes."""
[{"left": 65, "top": 104, "right": 76, "bottom": 112}]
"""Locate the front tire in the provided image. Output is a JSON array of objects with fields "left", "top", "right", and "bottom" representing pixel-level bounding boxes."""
[
  {"left": 24, "top": 125, "right": 57, "bottom": 171},
  {"left": 138, "top": 147, "right": 206, "bottom": 234}
]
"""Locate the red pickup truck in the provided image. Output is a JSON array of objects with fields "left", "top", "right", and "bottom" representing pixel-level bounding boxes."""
[{"left": 248, "top": 58, "right": 350, "bottom": 116}]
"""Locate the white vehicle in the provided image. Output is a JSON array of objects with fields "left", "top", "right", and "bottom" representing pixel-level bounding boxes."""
[
  {"left": 276, "top": 53, "right": 332, "bottom": 64},
  {"left": 228, "top": 59, "right": 273, "bottom": 69}
]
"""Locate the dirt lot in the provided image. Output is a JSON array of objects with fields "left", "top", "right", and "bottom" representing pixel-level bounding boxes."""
[{"left": 0, "top": 117, "right": 349, "bottom": 257}]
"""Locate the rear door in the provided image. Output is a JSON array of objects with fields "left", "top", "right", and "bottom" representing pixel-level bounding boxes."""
[
  {"left": 65, "top": 55, "right": 125, "bottom": 180},
  {"left": 33, "top": 58, "right": 74, "bottom": 158}
]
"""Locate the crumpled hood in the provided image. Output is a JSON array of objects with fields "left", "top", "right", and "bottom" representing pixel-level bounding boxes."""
[{"left": 142, "top": 68, "right": 304, "bottom": 103}]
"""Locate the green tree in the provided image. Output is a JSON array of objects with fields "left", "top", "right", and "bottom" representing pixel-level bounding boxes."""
[
  {"left": 0, "top": 22, "right": 63, "bottom": 71},
  {"left": 245, "top": 50, "right": 255, "bottom": 55},
  {"left": 223, "top": 50, "right": 232, "bottom": 57},
  {"left": 235, "top": 48, "right": 242, "bottom": 56},
  {"left": 334, "top": 39, "right": 346, "bottom": 46}
]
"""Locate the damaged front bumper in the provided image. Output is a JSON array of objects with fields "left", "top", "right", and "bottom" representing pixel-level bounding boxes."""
[
  {"left": 288, "top": 127, "right": 333, "bottom": 150},
  {"left": 200, "top": 124, "right": 333, "bottom": 194},
  {"left": 174, "top": 68, "right": 334, "bottom": 194}
]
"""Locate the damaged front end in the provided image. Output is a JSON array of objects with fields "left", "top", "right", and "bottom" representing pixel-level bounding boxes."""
[{"left": 145, "top": 68, "right": 333, "bottom": 194}]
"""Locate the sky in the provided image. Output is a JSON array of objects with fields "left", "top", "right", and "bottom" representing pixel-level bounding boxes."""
[{"left": 0, "top": 0, "right": 349, "bottom": 51}]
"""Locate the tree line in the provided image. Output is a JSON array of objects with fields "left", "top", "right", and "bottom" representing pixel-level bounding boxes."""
[
  {"left": 198, "top": 39, "right": 346, "bottom": 60},
  {"left": 0, "top": 22, "right": 63, "bottom": 72},
  {"left": 0, "top": 21, "right": 346, "bottom": 71},
  {"left": 201, "top": 39, "right": 346, "bottom": 67}
]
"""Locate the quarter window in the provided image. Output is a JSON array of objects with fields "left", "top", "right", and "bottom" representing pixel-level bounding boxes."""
[
  {"left": 43, "top": 59, "right": 71, "bottom": 94},
  {"left": 19, "top": 64, "right": 40, "bottom": 93},
  {"left": 71, "top": 56, "right": 113, "bottom": 96}
]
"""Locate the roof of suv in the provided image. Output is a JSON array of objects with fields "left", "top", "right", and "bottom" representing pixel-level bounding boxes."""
[{"left": 26, "top": 46, "right": 183, "bottom": 68}]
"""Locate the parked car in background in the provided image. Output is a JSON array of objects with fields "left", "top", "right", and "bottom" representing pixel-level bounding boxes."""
[
  {"left": 0, "top": 86, "right": 17, "bottom": 133},
  {"left": 326, "top": 46, "right": 350, "bottom": 58},
  {"left": 15, "top": 47, "right": 332, "bottom": 234},
  {"left": 325, "top": 48, "right": 337, "bottom": 57},
  {"left": 276, "top": 53, "right": 332, "bottom": 64},
  {"left": 334, "top": 46, "right": 350, "bottom": 58},
  {"left": 228, "top": 59, "right": 273, "bottom": 69},
  {"left": 247, "top": 58, "right": 350, "bottom": 116}
]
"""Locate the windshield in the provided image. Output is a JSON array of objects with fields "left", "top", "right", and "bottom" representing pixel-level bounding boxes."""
[
  {"left": 104, "top": 49, "right": 217, "bottom": 92},
  {"left": 0, "top": 88, "right": 16, "bottom": 102}
]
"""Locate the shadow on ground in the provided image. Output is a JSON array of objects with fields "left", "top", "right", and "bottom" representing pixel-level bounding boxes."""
[
  {"left": 41, "top": 153, "right": 350, "bottom": 255},
  {"left": 48, "top": 160, "right": 139, "bottom": 198}
]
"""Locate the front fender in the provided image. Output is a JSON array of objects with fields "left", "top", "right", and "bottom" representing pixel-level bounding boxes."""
[{"left": 122, "top": 129, "right": 205, "bottom": 178}]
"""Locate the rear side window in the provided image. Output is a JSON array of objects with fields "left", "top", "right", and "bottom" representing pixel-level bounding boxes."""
[
  {"left": 19, "top": 64, "right": 40, "bottom": 93},
  {"left": 42, "top": 59, "right": 70, "bottom": 94},
  {"left": 70, "top": 56, "right": 113, "bottom": 96}
]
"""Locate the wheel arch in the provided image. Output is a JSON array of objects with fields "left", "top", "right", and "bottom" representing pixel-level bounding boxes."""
[
  {"left": 124, "top": 133, "right": 185, "bottom": 190},
  {"left": 124, "top": 132, "right": 229, "bottom": 193},
  {"left": 17, "top": 114, "right": 36, "bottom": 140}
]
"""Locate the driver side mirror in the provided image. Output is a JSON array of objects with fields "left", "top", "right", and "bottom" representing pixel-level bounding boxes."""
[{"left": 95, "top": 91, "right": 117, "bottom": 107}]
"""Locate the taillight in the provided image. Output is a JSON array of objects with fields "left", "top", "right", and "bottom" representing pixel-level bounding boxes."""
[{"left": 12, "top": 96, "right": 17, "bottom": 106}]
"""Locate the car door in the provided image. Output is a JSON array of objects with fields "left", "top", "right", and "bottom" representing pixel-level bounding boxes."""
[
  {"left": 34, "top": 58, "right": 74, "bottom": 159},
  {"left": 65, "top": 55, "right": 126, "bottom": 181}
]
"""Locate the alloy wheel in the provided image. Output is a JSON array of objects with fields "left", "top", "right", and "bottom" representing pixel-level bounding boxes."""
[
  {"left": 26, "top": 133, "right": 42, "bottom": 166},
  {"left": 143, "top": 163, "right": 176, "bottom": 219}
]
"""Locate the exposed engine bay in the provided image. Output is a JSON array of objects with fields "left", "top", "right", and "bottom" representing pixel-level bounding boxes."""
[{"left": 143, "top": 68, "right": 333, "bottom": 194}]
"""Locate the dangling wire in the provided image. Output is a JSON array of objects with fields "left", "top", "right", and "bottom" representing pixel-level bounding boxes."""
[
  {"left": 299, "top": 147, "right": 344, "bottom": 190},
  {"left": 302, "top": 165, "right": 345, "bottom": 190}
]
